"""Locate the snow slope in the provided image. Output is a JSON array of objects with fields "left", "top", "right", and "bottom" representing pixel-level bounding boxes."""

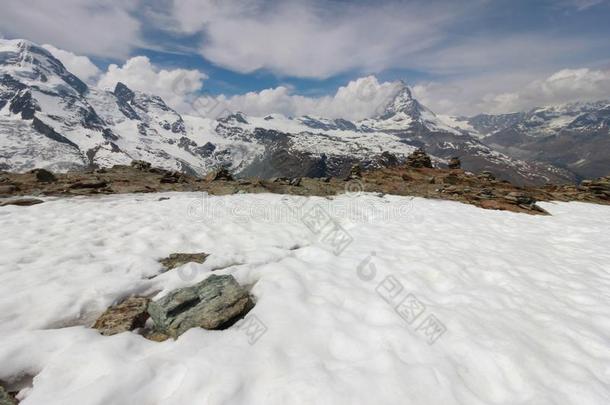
[{"left": 1, "top": 193, "right": 609, "bottom": 404}]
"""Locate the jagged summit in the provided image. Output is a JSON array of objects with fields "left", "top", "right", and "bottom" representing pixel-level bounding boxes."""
[
  {"left": 378, "top": 81, "right": 421, "bottom": 119},
  {"left": 113, "top": 82, "right": 135, "bottom": 103}
]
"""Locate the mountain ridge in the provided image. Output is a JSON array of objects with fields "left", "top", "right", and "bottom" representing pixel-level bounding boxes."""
[{"left": 1, "top": 38, "right": 604, "bottom": 185}]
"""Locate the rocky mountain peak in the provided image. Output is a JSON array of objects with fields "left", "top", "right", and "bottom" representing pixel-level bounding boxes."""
[
  {"left": 114, "top": 82, "right": 135, "bottom": 103},
  {"left": 0, "top": 38, "right": 88, "bottom": 95},
  {"left": 378, "top": 81, "right": 425, "bottom": 120}
]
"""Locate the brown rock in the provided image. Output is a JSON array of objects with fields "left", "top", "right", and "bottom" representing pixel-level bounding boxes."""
[
  {"left": 0, "top": 185, "right": 18, "bottom": 196},
  {"left": 405, "top": 148, "right": 433, "bottom": 168},
  {"left": 93, "top": 297, "right": 150, "bottom": 336},
  {"left": 159, "top": 252, "right": 210, "bottom": 271},
  {"left": 0, "top": 198, "right": 44, "bottom": 207},
  {"left": 69, "top": 180, "right": 108, "bottom": 189}
]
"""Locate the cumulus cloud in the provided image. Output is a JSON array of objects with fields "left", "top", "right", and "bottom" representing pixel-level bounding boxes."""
[
  {"left": 42, "top": 44, "right": 101, "bottom": 84},
  {"left": 0, "top": 0, "right": 140, "bottom": 58},
  {"left": 193, "top": 76, "right": 403, "bottom": 120},
  {"left": 97, "top": 56, "right": 207, "bottom": 111}
]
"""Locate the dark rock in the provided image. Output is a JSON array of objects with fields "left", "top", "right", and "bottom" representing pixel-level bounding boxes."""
[
  {"left": 93, "top": 297, "right": 150, "bottom": 336},
  {"left": 289, "top": 177, "right": 302, "bottom": 186},
  {"left": 113, "top": 82, "right": 135, "bottom": 103},
  {"left": 30, "top": 168, "right": 56, "bottom": 183},
  {"left": 0, "top": 198, "right": 44, "bottom": 207},
  {"left": 149, "top": 167, "right": 170, "bottom": 175},
  {"left": 448, "top": 157, "right": 461, "bottom": 169},
  {"left": 159, "top": 252, "right": 209, "bottom": 271},
  {"left": 406, "top": 148, "right": 433, "bottom": 168},
  {"left": 379, "top": 151, "right": 400, "bottom": 167},
  {"left": 32, "top": 117, "right": 79, "bottom": 149},
  {"left": 130, "top": 160, "right": 152, "bottom": 171},
  {"left": 147, "top": 274, "right": 253, "bottom": 338},
  {"left": 9, "top": 89, "right": 39, "bottom": 119}
]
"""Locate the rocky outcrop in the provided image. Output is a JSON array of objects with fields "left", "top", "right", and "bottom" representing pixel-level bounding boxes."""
[
  {"left": 93, "top": 297, "right": 150, "bottom": 336},
  {"left": 147, "top": 275, "right": 253, "bottom": 338},
  {"left": 159, "top": 253, "right": 209, "bottom": 271},
  {"left": 579, "top": 177, "right": 610, "bottom": 200},
  {"left": 406, "top": 149, "right": 433, "bottom": 168}
]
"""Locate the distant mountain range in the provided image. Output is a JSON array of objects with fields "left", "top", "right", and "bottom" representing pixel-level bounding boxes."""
[{"left": 1, "top": 39, "right": 608, "bottom": 185}]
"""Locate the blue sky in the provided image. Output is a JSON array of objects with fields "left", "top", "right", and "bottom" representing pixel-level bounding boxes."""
[{"left": 1, "top": 0, "right": 609, "bottom": 116}]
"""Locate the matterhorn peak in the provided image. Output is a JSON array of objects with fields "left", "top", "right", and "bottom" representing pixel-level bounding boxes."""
[{"left": 377, "top": 81, "right": 423, "bottom": 120}]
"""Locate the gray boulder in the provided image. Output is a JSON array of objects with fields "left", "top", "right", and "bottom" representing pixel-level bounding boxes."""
[{"left": 148, "top": 275, "right": 252, "bottom": 338}]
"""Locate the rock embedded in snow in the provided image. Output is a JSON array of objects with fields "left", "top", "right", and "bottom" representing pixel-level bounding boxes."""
[
  {"left": 92, "top": 297, "right": 150, "bottom": 336},
  {"left": 158, "top": 252, "right": 210, "bottom": 272},
  {"left": 0, "top": 197, "right": 43, "bottom": 207},
  {"left": 148, "top": 274, "right": 253, "bottom": 338}
]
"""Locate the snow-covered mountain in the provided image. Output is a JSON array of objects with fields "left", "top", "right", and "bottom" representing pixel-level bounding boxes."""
[
  {"left": 457, "top": 101, "right": 610, "bottom": 180},
  {"left": 0, "top": 38, "right": 578, "bottom": 185}
]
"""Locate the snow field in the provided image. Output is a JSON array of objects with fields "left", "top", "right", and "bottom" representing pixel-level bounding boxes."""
[{"left": 0, "top": 193, "right": 609, "bottom": 404}]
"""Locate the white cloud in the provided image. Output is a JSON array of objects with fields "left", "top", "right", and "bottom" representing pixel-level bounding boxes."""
[
  {"left": 171, "top": 0, "right": 471, "bottom": 79},
  {"left": 193, "top": 76, "right": 403, "bottom": 121},
  {"left": 412, "top": 68, "right": 610, "bottom": 115},
  {"left": 483, "top": 68, "right": 610, "bottom": 113},
  {"left": 0, "top": 0, "right": 140, "bottom": 58},
  {"left": 42, "top": 44, "right": 101, "bottom": 84},
  {"left": 97, "top": 56, "right": 207, "bottom": 111}
]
